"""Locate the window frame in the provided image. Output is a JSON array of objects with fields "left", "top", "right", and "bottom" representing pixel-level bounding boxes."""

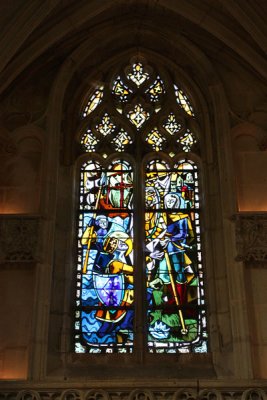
[{"left": 73, "top": 58, "right": 209, "bottom": 359}]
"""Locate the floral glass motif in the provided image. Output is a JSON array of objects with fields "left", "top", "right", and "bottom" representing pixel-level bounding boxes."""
[
  {"left": 127, "top": 63, "right": 149, "bottom": 87},
  {"left": 112, "top": 77, "right": 132, "bottom": 102},
  {"left": 83, "top": 86, "right": 104, "bottom": 117},
  {"left": 81, "top": 129, "right": 99, "bottom": 152},
  {"left": 178, "top": 129, "right": 197, "bottom": 152},
  {"left": 163, "top": 113, "right": 182, "bottom": 135},
  {"left": 96, "top": 113, "right": 116, "bottom": 136},
  {"left": 146, "top": 77, "right": 165, "bottom": 102},
  {"left": 127, "top": 104, "right": 150, "bottom": 129},
  {"left": 111, "top": 129, "right": 133, "bottom": 152},
  {"left": 75, "top": 159, "right": 134, "bottom": 354},
  {"left": 145, "top": 159, "right": 207, "bottom": 353},
  {"left": 146, "top": 128, "right": 166, "bottom": 151},
  {"left": 174, "top": 85, "right": 194, "bottom": 117}
]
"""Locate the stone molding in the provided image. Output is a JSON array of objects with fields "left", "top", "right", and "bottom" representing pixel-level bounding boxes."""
[
  {"left": 0, "top": 388, "right": 266, "bottom": 400},
  {"left": 0, "top": 216, "right": 40, "bottom": 263},
  {"left": 234, "top": 213, "right": 267, "bottom": 264}
]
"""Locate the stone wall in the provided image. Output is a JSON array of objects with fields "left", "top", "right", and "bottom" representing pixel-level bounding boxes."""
[{"left": 0, "top": 0, "right": 267, "bottom": 387}]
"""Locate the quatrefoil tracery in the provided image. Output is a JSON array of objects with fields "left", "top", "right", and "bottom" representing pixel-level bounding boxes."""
[{"left": 79, "top": 59, "right": 197, "bottom": 155}]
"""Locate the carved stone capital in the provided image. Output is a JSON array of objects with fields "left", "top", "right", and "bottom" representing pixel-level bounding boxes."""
[
  {"left": 234, "top": 213, "right": 267, "bottom": 264},
  {"left": 0, "top": 216, "right": 40, "bottom": 263}
]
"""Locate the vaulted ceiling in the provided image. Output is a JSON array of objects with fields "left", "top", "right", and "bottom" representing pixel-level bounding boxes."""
[{"left": 1, "top": 0, "right": 267, "bottom": 97}]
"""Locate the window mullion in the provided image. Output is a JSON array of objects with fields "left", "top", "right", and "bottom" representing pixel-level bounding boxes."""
[{"left": 133, "top": 133, "right": 147, "bottom": 360}]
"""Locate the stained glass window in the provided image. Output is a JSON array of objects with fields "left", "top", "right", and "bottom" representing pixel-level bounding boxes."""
[
  {"left": 83, "top": 86, "right": 104, "bottom": 117},
  {"left": 112, "top": 77, "right": 132, "bottom": 102},
  {"left": 127, "top": 104, "right": 150, "bottom": 129},
  {"left": 145, "top": 127, "right": 166, "bottom": 151},
  {"left": 178, "top": 129, "right": 197, "bottom": 152},
  {"left": 163, "top": 113, "right": 182, "bottom": 135},
  {"left": 146, "top": 77, "right": 165, "bottom": 102},
  {"left": 95, "top": 113, "right": 116, "bottom": 136},
  {"left": 145, "top": 160, "right": 207, "bottom": 353},
  {"left": 75, "top": 58, "right": 207, "bottom": 355},
  {"left": 127, "top": 62, "right": 149, "bottom": 87},
  {"left": 81, "top": 129, "right": 99, "bottom": 152},
  {"left": 174, "top": 85, "right": 195, "bottom": 117},
  {"left": 111, "top": 129, "right": 133, "bottom": 152},
  {"left": 75, "top": 160, "right": 134, "bottom": 353}
]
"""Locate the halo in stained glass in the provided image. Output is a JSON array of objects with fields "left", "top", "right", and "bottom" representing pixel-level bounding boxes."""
[
  {"left": 146, "top": 77, "right": 165, "bottom": 102},
  {"left": 176, "top": 159, "right": 199, "bottom": 208},
  {"left": 146, "top": 158, "right": 170, "bottom": 172},
  {"left": 108, "top": 159, "right": 129, "bottom": 169},
  {"left": 163, "top": 113, "right": 182, "bottom": 135},
  {"left": 95, "top": 113, "right": 116, "bottom": 136},
  {"left": 83, "top": 86, "right": 104, "bottom": 117},
  {"left": 145, "top": 128, "right": 166, "bottom": 151},
  {"left": 145, "top": 159, "right": 170, "bottom": 207},
  {"left": 112, "top": 77, "right": 132, "bottom": 102},
  {"left": 174, "top": 84, "right": 194, "bottom": 116},
  {"left": 127, "top": 104, "right": 150, "bottom": 129},
  {"left": 178, "top": 129, "right": 197, "bottom": 152},
  {"left": 127, "top": 63, "right": 149, "bottom": 87},
  {"left": 83, "top": 159, "right": 102, "bottom": 172},
  {"left": 81, "top": 129, "right": 99, "bottom": 152},
  {"left": 111, "top": 129, "right": 133, "bottom": 151}
]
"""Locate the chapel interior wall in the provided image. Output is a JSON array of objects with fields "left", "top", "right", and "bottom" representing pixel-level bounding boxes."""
[{"left": 0, "top": 1, "right": 267, "bottom": 384}]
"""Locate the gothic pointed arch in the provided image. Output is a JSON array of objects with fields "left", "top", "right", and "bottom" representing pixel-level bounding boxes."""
[{"left": 74, "top": 57, "right": 208, "bottom": 354}]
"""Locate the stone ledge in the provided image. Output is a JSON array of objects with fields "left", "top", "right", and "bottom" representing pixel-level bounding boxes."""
[{"left": 0, "top": 386, "right": 266, "bottom": 400}]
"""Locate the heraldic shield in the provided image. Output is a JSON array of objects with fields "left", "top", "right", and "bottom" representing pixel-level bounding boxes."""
[{"left": 93, "top": 272, "right": 125, "bottom": 307}]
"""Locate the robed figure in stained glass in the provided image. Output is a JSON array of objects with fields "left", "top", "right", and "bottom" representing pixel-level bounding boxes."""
[
  {"left": 146, "top": 160, "right": 204, "bottom": 352},
  {"left": 76, "top": 160, "right": 134, "bottom": 353}
]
